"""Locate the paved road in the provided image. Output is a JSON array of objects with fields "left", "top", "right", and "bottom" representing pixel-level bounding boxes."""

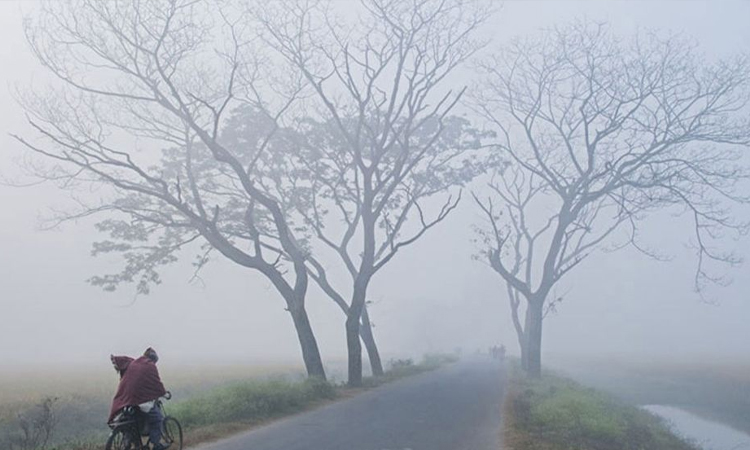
[{"left": 195, "top": 358, "right": 506, "bottom": 450}]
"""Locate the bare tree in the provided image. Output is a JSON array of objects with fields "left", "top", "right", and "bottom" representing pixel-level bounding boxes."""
[
  {"left": 295, "top": 114, "right": 487, "bottom": 381},
  {"left": 16, "top": 0, "right": 328, "bottom": 378},
  {"left": 472, "top": 22, "right": 750, "bottom": 377},
  {"left": 253, "top": 0, "right": 493, "bottom": 386}
]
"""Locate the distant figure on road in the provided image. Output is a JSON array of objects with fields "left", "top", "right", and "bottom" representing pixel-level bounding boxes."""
[
  {"left": 109, "top": 347, "right": 169, "bottom": 450},
  {"left": 489, "top": 345, "right": 506, "bottom": 361}
]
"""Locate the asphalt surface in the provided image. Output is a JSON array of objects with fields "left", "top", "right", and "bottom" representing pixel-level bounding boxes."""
[{"left": 195, "top": 358, "right": 506, "bottom": 450}]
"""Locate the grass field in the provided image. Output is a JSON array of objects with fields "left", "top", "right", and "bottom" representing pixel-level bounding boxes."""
[
  {"left": 0, "top": 355, "right": 456, "bottom": 450},
  {"left": 547, "top": 356, "right": 750, "bottom": 436},
  {"left": 503, "top": 361, "right": 700, "bottom": 450}
]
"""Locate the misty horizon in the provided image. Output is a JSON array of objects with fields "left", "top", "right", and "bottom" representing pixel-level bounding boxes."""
[{"left": 1, "top": 0, "right": 748, "bottom": 372}]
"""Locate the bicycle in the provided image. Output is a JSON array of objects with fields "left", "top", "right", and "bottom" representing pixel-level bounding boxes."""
[{"left": 106, "top": 392, "right": 183, "bottom": 450}]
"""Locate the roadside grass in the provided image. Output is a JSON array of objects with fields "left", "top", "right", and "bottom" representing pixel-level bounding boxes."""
[
  {"left": 503, "top": 361, "right": 700, "bottom": 450},
  {"left": 171, "top": 377, "right": 337, "bottom": 429},
  {"left": 1, "top": 354, "right": 456, "bottom": 450},
  {"left": 547, "top": 357, "right": 750, "bottom": 435}
]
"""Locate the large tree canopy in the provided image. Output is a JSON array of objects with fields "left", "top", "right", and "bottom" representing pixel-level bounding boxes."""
[{"left": 17, "top": 0, "right": 327, "bottom": 378}]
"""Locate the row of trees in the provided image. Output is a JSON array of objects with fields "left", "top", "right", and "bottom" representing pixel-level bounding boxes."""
[{"left": 16, "top": 0, "right": 750, "bottom": 381}]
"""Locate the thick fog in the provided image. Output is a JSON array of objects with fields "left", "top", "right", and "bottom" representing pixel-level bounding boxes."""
[{"left": 0, "top": 0, "right": 748, "bottom": 369}]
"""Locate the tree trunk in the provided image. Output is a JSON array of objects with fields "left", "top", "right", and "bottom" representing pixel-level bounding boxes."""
[
  {"left": 346, "top": 311, "right": 363, "bottom": 386},
  {"left": 518, "top": 333, "right": 529, "bottom": 372},
  {"left": 347, "top": 278, "right": 369, "bottom": 387},
  {"left": 360, "top": 306, "right": 384, "bottom": 376},
  {"left": 288, "top": 302, "right": 327, "bottom": 380},
  {"left": 313, "top": 273, "right": 383, "bottom": 379},
  {"left": 520, "top": 301, "right": 532, "bottom": 371},
  {"left": 524, "top": 298, "right": 544, "bottom": 378},
  {"left": 507, "top": 286, "right": 528, "bottom": 371}
]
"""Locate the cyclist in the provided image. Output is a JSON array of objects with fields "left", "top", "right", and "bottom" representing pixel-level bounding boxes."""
[{"left": 109, "top": 347, "right": 169, "bottom": 450}]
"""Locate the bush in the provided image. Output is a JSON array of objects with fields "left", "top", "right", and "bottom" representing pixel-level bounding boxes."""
[
  {"left": 5, "top": 397, "right": 59, "bottom": 450},
  {"left": 388, "top": 359, "right": 414, "bottom": 369}
]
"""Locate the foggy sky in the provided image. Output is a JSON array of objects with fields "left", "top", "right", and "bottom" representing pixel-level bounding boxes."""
[{"left": 0, "top": 0, "right": 748, "bottom": 369}]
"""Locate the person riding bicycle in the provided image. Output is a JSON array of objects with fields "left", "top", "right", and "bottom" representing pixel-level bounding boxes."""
[{"left": 109, "top": 347, "right": 170, "bottom": 450}]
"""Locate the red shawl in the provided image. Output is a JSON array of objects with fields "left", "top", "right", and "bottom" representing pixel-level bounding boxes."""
[{"left": 108, "top": 356, "right": 167, "bottom": 422}]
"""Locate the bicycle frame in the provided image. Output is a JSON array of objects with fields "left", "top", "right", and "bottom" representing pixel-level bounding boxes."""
[{"left": 108, "top": 395, "right": 171, "bottom": 450}]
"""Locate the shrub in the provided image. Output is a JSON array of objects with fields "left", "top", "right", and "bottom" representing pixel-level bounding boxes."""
[
  {"left": 388, "top": 359, "right": 414, "bottom": 369},
  {"left": 6, "top": 397, "right": 59, "bottom": 450}
]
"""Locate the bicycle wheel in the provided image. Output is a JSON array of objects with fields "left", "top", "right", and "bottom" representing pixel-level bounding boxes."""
[
  {"left": 162, "top": 416, "right": 183, "bottom": 450},
  {"left": 105, "top": 428, "right": 137, "bottom": 450}
]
